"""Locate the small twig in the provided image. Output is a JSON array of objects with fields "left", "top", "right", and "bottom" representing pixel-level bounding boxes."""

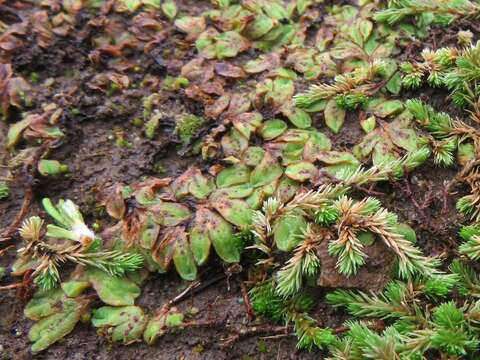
[
  {"left": 222, "top": 325, "right": 290, "bottom": 348},
  {"left": 0, "top": 282, "right": 26, "bottom": 290},
  {"left": 333, "top": 325, "right": 349, "bottom": 334},
  {"left": 432, "top": 29, "right": 437, "bottom": 50},
  {"left": 441, "top": 179, "right": 455, "bottom": 215},
  {"left": 168, "top": 272, "right": 226, "bottom": 307},
  {"left": 403, "top": 179, "right": 428, "bottom": 217},
  {"left": 179, "top": 320, "right": 293, "bottom": 348},
  {"left": 169, "top": 281, "right": 201, "bottom": 306},
  {"left": 0, "top": 269, "right": 34, "bottom": 293},
  {"left": 181, "top": 319, "right": 226, "bottom": 328},
  {"left": 418, "top": 183, "right": 434, "bottom": 211},
  {"left": 276, "top": 342, "right": 282, "bottom": 360},
  {"left": 353, "top": 184, "right": 385, "bottom": 196},
  {"left": 0, "top": 186, "right": 33, "bottom": 242},
  {"left": 368, "top": 69, "right": 399, "bottom": 97},
  {"left": 457, "top": 159, "right": 480, "bottom": 181},
  {"left": 262, "top": 333, "right": 295, "bottom": 340},
  {"left": 0, "top": 245, "right": 14, "bottom": 256},
  {"left": 240, "top": 281, "right": 254, "bottom": 321}
]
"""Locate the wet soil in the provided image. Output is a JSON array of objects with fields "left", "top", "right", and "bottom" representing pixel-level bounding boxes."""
[{"left": 0, "top": 0, "right": 476, "bottom": 359}]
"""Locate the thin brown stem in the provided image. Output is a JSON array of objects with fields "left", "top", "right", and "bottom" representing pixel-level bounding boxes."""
[
  {"left": 240, "top": 281, "right": 254, "bottom": 321},
  {"left": 0, "top": 282, "right": 26, "bottom": 290},
  {"left": 0, "top": 186, "right": 33, "bottom": 242},
  {"left": 222, "top": 325, "right": 291, "bottom": 348}
]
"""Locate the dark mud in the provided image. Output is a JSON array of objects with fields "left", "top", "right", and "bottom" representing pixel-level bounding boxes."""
[{"left": 0, "top": 0, "right": 475, "bottom": 359}]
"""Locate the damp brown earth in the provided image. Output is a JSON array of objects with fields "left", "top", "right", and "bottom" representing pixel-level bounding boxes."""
[{"left": 0, "top": 0, "right": 477, "bottom": 359}]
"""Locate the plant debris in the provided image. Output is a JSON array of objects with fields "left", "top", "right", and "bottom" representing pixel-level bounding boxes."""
[{"left": 2, "top": 0, "right": 480, "bottom": 358}]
